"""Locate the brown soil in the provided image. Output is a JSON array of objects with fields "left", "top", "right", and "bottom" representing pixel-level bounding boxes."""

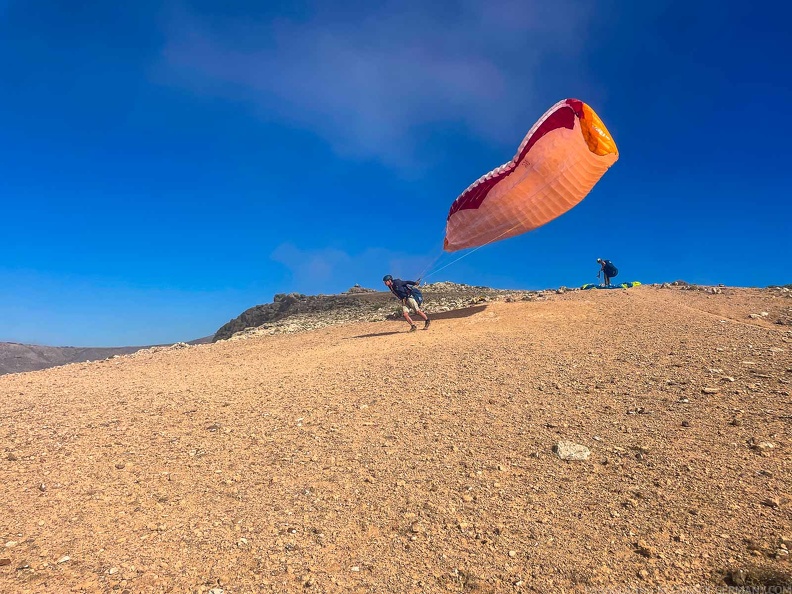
[{"left": 1, "top": 286, "right": 790, "bottom": 593}]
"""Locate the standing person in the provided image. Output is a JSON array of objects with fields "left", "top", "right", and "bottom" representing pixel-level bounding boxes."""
[
  {"left": 597, "top": 258, "right": 619, "bottom": 287},
  {"left": 383, "top": 275, "right": 430, "bottom": 332}
]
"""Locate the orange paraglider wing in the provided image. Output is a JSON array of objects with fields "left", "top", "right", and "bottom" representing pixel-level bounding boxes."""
[{"left": 444, "top": 99, "right": 618, "bottom": 252}]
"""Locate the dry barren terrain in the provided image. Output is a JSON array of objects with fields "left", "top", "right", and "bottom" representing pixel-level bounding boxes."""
[{"left": 1, "top": 286, "right": 790, "bottom": 593}]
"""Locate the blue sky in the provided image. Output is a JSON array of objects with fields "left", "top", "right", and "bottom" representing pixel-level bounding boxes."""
[{"left": 2, "top": 0, "right": 790, "bottom": 347}]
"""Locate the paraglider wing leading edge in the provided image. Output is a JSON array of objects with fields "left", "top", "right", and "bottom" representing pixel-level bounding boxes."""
[{"left": 443, "top": 98, "right": 619, "bottom": 252}]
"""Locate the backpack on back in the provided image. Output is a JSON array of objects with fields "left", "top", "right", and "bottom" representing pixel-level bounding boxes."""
[
  {"left": 604, "top": 261, "right": 618, "bottom": 277},
  {"left": 409, "top": 286, "right": 424, "bottom": 307}
]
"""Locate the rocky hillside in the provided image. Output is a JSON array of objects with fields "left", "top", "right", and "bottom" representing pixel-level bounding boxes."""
[
  {"left": 1, "top": 284, "right": 790, "bottom": 593},
  {"left": 213, "top": 282, "right": 547, "bottom": 341},
  {"left": 216, "top": 281, "right": 792, "bottom": 342},
  {"left": 1, "top": 282, "right": 543, "bottom": 375}
]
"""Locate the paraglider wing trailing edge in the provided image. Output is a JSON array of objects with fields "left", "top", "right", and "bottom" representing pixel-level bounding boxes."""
[{"left": 443, "top": 98, "right": 619, "bottom": 252}]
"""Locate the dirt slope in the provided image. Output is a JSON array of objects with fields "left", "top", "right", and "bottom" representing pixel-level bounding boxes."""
[{"left": 1, "top": 286, "right": 790, "bottom": 593}]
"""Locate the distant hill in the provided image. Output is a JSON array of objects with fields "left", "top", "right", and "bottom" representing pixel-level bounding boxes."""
[{"left": 0, "top": 335, "right": 214, "bottom": 376}]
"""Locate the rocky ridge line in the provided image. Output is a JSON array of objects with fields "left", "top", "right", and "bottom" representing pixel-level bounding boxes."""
[
  {"left": 214, "top": 282, "right": 548, "bottom": 341},
  {"left": 215, "top": 281, "right": 792, "bottom": 342}
]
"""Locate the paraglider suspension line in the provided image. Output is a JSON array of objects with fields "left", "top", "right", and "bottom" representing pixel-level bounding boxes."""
[{"left": 421, "top": 219, "right": 527, "bottom": 280}]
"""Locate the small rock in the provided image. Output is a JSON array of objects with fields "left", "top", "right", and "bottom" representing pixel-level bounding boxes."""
[
  {"left": 0, "top": 558, "right": 10, "bottom": 566},
  {"left": 6, "top": 453, "right": 18, "bottom": 461},
  {"left": 682, "top": 420, "right": 691, "bottom": 427},
  {"left": 627, "top": 407, "right": 651, "bottom": 415},
  {"left": 38, "top": 484, "right": 46, "bottom": 492},
  {"left": 4, "top": 541, "right": 17, "bottom": 548},
  {"left": 750, "top": 440, "right": 776, "bottom": 454},
  {"left": 702, "top": 387, "right": 719, "bottom": 394},
  {"left": 762, "top": 497, "right": 781, "bottom": 509},
  {"left": 635, "top": 540, "right": 657, "bottom": 558},
  {"left": 730, "top": 569, "right": 748, "bottom": 585},
  {"left": 553, "top": 441, "right": 591, "bottom": 461},
  {"left": 115, "top": 462, "right": 126, "bottom": 470},
  {"left": 57, "top": 556, "right": 70, "bottom": 564}
]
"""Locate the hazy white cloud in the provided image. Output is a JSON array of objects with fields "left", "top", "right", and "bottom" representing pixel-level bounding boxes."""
[
  {"left": 162, "top": 1, "right": 595, "bottom": 166},
  {"left": 271, "top": 243, "right": 353, "bottom": 287},
  {"left": 271, "top": 242, "right": 434, "bottom": 292}
]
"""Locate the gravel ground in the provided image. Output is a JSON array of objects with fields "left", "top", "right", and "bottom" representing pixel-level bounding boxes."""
[{"left": 1, "top": 285, "right": 790, "bottom": 593}]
